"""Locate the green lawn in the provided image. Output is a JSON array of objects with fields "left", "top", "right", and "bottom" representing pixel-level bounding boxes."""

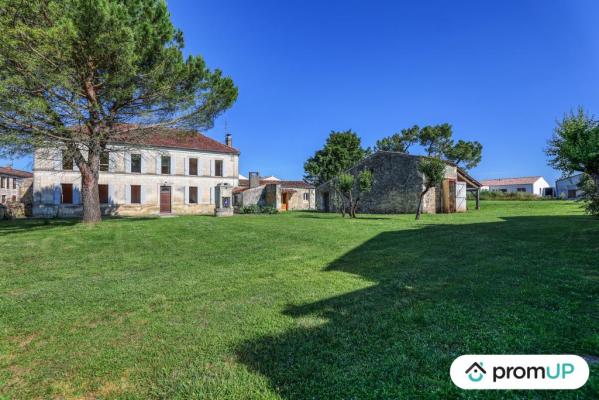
[{"left": 1, "top": 201, "right": 598, "bottom": 399}]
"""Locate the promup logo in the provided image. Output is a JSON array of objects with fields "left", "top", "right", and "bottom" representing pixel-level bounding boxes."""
[
  {"left": 450, "top": 355, "right": 589, "bottom": 390},
  {"left": 465, "top": 362, "right": 486, "bottom": 382}
]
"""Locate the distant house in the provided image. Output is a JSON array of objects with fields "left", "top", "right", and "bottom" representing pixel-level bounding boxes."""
[
  {"left": 556, "top": 173, "right": 584, "bottom": 199},
  {"left": 234, "top": 172, "right": 315, "bottom": 211},
  {"left": 316, "top": 151, "right": 482, "bottom": 214},
  {"left": 0, "top": 166, "right": 33, "bottom": 205},
  {"left": 480, "top": 176, "right": 551, "bottom": 196}
]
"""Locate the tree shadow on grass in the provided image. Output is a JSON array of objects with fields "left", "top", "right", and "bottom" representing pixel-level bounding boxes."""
[{"left": 237, "top": 215, "right": 599, "bottom": 399}]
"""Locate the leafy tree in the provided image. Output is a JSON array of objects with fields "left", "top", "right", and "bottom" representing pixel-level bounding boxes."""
[
  {"left": 419, "top": 124, "right": 453, "bottom": 156},
  {"left": 336, "top": 170, "right": 373, "bottom": 218},
  {"left": 546, "top": 109, "right": 599, "bottom": 215},
  {"left": 0, "top": 0, "right": 237, "bottom": 223},
  {"left": 444, "top": 139, "right": 483, "bottom": 170},
  {"left": 416, "top": 157, "right": 446, "bottom": 220},
  {"left": 304, "top": 130, "right": 370, "bottom": 186},
  {"left": 374, "top": 125, "right": 420, "bottom": 153}
]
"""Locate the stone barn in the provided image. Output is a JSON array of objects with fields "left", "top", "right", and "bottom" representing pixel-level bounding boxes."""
[{"left": 316, "top": 151, "right": 481, "bottom": 214}]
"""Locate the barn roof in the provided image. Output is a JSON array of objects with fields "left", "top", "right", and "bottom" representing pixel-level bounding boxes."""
[{"left": 480, "top": 176, "right": 542, "bottom": 186}]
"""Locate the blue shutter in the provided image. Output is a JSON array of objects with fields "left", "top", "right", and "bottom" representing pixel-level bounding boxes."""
[
  {"left": 53, "top": 185, "right": 61, "bottom": 205},
  {"left": 73, "top": 187, "right": 81, "bottom": 204},
  {"left": 125, "top": 185, "right": 131, "bottom": 204},
  {"left": 109, "top": 184, "right": 116, "bottom": 205}
]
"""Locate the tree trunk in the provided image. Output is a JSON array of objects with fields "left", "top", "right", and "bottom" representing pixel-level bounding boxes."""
[
  {"left": 78, "top": 153, "right": 102, "bottom": 224},
  {"left": 351, "top": 195, "right": 360, "bottom": 218},
  {"left": 415, "top": 188, "right": 429, "bottom": 220}
]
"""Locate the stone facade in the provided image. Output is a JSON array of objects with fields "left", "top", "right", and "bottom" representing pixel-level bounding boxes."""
[
  {"left": 316, "top": 151, "right": 462, "bottom": 214},
  {"left": 233, "top": 175, "right": 315, "bottom": 211},
  {"left": 0, "top": 167, "right": 33, "bottom": 206},
  {"left": 32, "top": 136, "right": 239, "bottom": 217}
]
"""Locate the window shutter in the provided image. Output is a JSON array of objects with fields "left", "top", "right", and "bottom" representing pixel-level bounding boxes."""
[
  {"left": 209, "top": 186, "right": 214, "bottom": 204},
  {"left": 53, "top": 185, "right": 61, "bottom": 205},
  {"left": 156, "top": 156, "right": 161, "bottom": 174},
  {"left": 125, "top": 185, "right": 131, "bottom": 204},
  {"left": 109, "top": 184, "right": 116, "bottom": 205},
  {"left": 184, "top": 158, "right": 189, "bottom": 175},
  {"left": 184, "top": 186, "right": 189, "bottom": 205},
  {"left": 210, "top": 160, "right": 214, "bottom": 176},
  {"left": 73, "top": 186, "right": 81, "bottom": 204},
  {"left": 109, "top": 152, "right": 117, "bottom": 172},
  {"left": 170, "top": 156, "right": 174, "bottom": 175},
  {"left": 124, "top": 153, "right": 131, "bottom": 173},
  {"left": 140, "top": 185, "right": 146, "bottom": 204},
  {"left": 140, "top": 155, "right": 144, "bottom": 174}
]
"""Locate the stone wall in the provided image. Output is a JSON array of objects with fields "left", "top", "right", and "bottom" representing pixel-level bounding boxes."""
[{"left": 316, "top": 152, "right": 458, "bottom": 214}]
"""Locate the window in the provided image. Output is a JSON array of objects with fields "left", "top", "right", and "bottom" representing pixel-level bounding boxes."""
[
  {"left": 13, "top": 178, "right": 16, "bottom": 189},
  {"left": 131, "top": 185, "right": 141, "bottom": 204},
  {"left": 499, "top": 189, "right": 507, "bottom": 193},
  {"left": 61, "top": 183, "right": 73, "bottom": 204},
  {"left": 0, "top": 176, "right": 4, "bottom": 188},
  {"left": 1, "top": 195, "right": 5, "bottom": 204},
  {"left": 62, "top": 153, "right": 73, "bottom": 170},
  {"left": 100, "top": 151, "right": 110, "bottom": 172},
  {"left": 189, "top": 186, "right": 198, "bottom": 204},
  {"left": 131, "top": 154, "right": 142, "bottom": 173},
  {"left": 214, "top": 159, "right": 223, "bottom": 177},
  {"left": 568, "top": 189, "right": 577, "bottom": 199},
  {"left": 516, "top": 188, "right": 526, "bottom": 192},
  {"left": 189, "top": 158, "right": 198, "bottom": 175},
  {"left": 161, "top": 156, "right": 171, "bottom": 174},
  {"left": 303, "top": 192, "right": 309, "bottom": 201},
  {"left": 99, "top": 184, "right": 109, "bottom": 204}
]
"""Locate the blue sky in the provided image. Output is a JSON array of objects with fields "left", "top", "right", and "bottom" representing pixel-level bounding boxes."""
[{"left": 3, "top": 0, "right": 599, "bottom": 184}]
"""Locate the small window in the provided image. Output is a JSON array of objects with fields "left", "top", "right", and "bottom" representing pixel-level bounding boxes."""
[
  {"left": 303, "top": 192, "right": 309, "bottom": 201},
  {"left": 62, "top": 153, "right": 73, "bottom": 170},
  {"left": 61, "top": 183, "right": 73, "bottom": 204},
  {"left": 100, "top": 151, "right": 110, "bottom": 172},
  {"left": 0, "top": 176, "right": 4, "bottom": 189},
  {"left": 1, "top": 195, "right": 5, "bottom": 203},
  {"left": 189, "top": 186, "right": 198, "bottom": 204},
  {"left": 516, "top": 188, "right": 526, "bottom": 192},
  {"left": 568, "top": 189, "right": 577, "bottom": 199},
  {"left": 131, "top": 185, "right": 141, "bottom": 204},
  {"left": 161, "top": 156, "right": 171, "bottom": 175},
  {"left": 13, "top": 178, "right": 16, "bottom": 189},
  {"left": 189, "top": 158, "right": 198, "bottom": 176},
  {"left": 214, "top": 160, "right": 223, "bottom": 177},
  {"left": 131, "top": 154, "right": 142, "bottom": 173},
  {"left": 99, "top": 184, "right": 109, "bottom": 204}
]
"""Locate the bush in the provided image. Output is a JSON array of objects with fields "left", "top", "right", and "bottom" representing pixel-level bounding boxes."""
[
  {"left": 467, "top": 191, "right": 552, "bottom": 201},
  {"left": 239, "top": 204, "right": 279, "bottom": 214}
]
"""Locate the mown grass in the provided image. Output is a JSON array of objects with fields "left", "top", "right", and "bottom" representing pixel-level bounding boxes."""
[{"left": 0, "top": 201, "right": 597, "bottom": 399}]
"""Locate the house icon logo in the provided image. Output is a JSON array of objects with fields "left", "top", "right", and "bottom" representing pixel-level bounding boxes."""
[{"left": 465, "top": 362, "right": 486, "bottom": 382}]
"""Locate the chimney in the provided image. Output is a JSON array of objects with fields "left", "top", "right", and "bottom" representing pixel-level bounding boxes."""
[
  {"left": 225, "top": 133, "right": 232, "bottom": 147},
  {"left": 249, "top": 172, "right": 260, "bottom": 188}
]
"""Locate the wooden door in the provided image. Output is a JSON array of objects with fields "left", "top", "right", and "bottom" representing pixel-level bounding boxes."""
[
  {"left": 282, "top": 193, "right": 289, "bottom": 211},
  {"left": 160, "top": 186, "right": 171, "bottom": 213}
]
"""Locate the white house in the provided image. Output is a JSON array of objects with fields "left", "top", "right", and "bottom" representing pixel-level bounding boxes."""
[
  {"left": 480, "top": 176, "right": 551, "bottom": 196},
  {"left": 32, "top": 128, "right": 239, "bottom": 217},
  {"left": 555, "top": 173, "right": 584, "bottom": 199}
]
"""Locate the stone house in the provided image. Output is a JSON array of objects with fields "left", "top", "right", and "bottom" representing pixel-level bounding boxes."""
[
  {"left": 0, "top": 166, "right": 33, "bottom": 205},
  {"left": 233, "top": 172, "right": 316, "bottom": 211},
  {"left": 32, "top": 129, "right": 239, "bottom": 217},
  {"left": 316, "top": 151, "right": 481, "bottom": 214}
]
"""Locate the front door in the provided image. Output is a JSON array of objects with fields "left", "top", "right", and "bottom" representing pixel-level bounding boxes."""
[
  {"left": 281, "top": 193, "right": 289, "bottom": 211},
  {"left": 323, "top": 192, "right": 330, "bottom": 212},
  {"left": 160, "top": 186, "right": 171, "bottom": 213}
]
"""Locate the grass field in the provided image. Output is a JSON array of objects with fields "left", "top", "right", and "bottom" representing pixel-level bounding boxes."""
[{"left": 1, "top": 201, "right": 598, "bottom": 399}]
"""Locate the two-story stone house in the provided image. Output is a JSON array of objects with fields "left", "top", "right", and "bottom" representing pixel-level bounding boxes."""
[
  {"left": 32, "top": 129, "right": 239, "bottom": 217},
  {"left": 0, "top": 166, "right": 33, "bottom": 205}
]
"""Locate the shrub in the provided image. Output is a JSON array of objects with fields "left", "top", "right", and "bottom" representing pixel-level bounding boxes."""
[
  {"left": 239, "top": 205, "right": 279, "bottom": 214},
  {"left": 467, "top": 191, "right": 552, "bottom": 201}
]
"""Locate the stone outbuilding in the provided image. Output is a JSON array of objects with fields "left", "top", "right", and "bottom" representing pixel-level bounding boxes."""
[
  {"left": 316, "top": 151, "right": 481, "bottom": 214},
  {"left": 233, "top": 172, "right": 315, "bottom": 211}
]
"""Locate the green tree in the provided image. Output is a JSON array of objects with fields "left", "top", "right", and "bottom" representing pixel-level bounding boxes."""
[
  {"left": 336, "top": 170, "right": 373, "bottom": 218},
  {"left": 304, "top": 130, "right": 370, "bottom": 186},
  {"left": 547, "top": 108, "right": 599, "bottom": 215},
  {"left": 419, "top": 124, "right": 453, "bottom": 156},
  {"left": 0, "top": 0, "right": 237, "bottom": 223},
  {"left": 444, "top": 139, "right": 483, "bottom": 170},
  {"left": 374, "top": 125, "right": 420, "bottom": 153},
  {"left": 416, "top": 157, "right": 446, "bottom": 220},
  {"left": 337, "top": 173, "right": 355, "bottom": 218}
]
